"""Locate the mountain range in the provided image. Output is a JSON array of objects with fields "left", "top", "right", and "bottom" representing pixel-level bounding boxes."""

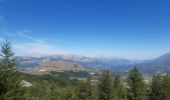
[
  {"left": 17, "top": 54, "right": 138, "bottom": 70},
  {"left": 17, "top": 53, "right": 170, "bottom": 75}
]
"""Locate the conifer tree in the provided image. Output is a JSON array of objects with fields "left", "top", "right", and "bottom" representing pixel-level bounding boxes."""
[
  {"left": 98, "top": 71, "right": 113, "bottom": 100},
  {"left": 0, "top": 39, "right": 25, "bottom": 100},
  {"left": 112, "top": 75, "right": 127, "bottom": 100},
  {"left": 127, "top": 67, "right": 148, "bottom": 100},
  {"left": 161, "top": 74, "right": 170, "bottom": 100},
  {"left": 149, "top": 75, "right": 163, "bottom": 100},
  {"left": 76, "top": 78, "right": 93, "bottom": 100}
]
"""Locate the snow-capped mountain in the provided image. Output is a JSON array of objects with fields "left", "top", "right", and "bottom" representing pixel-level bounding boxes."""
[
  {"left": 18, "top": 53, "right": 170, "bottom": 74},
  {"left": 17, "top": 54, "right": 140, "bottom": 71}
]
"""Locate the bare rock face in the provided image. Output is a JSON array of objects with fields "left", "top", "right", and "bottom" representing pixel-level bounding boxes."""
[{"left": 33, "top": 60, "right": 87, "bottom": 72}]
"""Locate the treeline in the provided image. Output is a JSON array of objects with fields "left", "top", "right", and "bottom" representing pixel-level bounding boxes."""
[
  {"left": 0, "top": 39, "right": 170, "bottom": 100},
  {"left": 75, "top": 69, "right": 170, "bottom": 100}
]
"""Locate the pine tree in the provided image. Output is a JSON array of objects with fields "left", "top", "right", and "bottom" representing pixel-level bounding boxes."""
[
  {"left": 149, "top": 75, "right": 163, "bottom": 100},
  {"left": 76, "top": 78, "right": 93, "bottom": 100},
  {"left": 149, "top": 74, "right": 170, "bottom": 100},
  {"left": 0, "top": 39, "right": 25, "bottom": 100},
  {"left": 98, "top": 71, "right": 113, "bottom": 100},
  {"left": 161, "top": 74, "right": 170, "bottom": 100},
  {"left": 112, "top": 75, "right": 127, "bottom": 100},
  {"left": 127, "top": 67, "right": 148, "bottom": 100}
]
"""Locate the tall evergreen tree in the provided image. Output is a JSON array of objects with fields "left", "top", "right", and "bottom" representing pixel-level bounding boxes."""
[
  {"left": 161, "top": 74, "right": 170, "bottom": 100},
  {"left": 112, "top": 75, "right": 127, "bottom": 100},
  {"left": 149, "top": 75, "right": 163, "bottom": 100},
  {"left": 127, "top": 67, "right": 148, "bottom": 100},
  {"left": 76, "top": 78, "right": 93, "bottom": 100},
  {"left": 0, "top": 39, "right": 25, "bottom": 100},
  {"left": 98, "top": 71, "right": 113, "bottom": 100}
]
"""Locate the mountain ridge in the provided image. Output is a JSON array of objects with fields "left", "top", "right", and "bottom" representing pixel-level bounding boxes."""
[{"left": 18, "top": 53, "right": 170, "bottom": 75}]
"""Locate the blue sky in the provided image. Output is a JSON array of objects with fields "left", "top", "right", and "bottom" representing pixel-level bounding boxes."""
[{"left": 0, "top": 0, "right": 170, "bottom": 59}]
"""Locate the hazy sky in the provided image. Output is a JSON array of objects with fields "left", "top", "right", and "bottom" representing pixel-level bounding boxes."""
[{"left": 0, "top": 0, "right": 170, "bottom": 59}]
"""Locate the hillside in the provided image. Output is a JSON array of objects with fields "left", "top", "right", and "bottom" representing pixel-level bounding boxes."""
[
  {"left": 30, "top": 61, "right": 87, "bottom": 73},
  {"left": 135, "top": 53, "right": 170, "bottom": 75}
]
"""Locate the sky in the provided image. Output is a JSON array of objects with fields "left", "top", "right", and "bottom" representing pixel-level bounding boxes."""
[{"left": 0, "top": 0, "right": 170, "bottom": 60}]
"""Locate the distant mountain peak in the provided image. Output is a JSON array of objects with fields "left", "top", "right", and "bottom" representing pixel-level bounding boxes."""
[
  {"left": 159, "top": 52, "right": 170, "bottom": 57},
  {"left": 154, "top": 52, "right": 170, "bottom": 63}
]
